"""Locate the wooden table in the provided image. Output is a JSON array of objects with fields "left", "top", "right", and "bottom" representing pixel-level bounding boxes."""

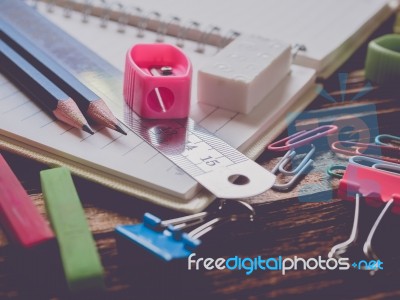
[{"left": 0, "top": 16, "right": 399, "bottom": 300}]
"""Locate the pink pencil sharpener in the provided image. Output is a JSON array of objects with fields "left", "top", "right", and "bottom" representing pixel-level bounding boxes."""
[{"left": 123, "top": 44, "right": 192, "bottom": 119}]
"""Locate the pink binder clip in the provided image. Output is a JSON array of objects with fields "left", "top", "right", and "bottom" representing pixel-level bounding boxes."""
[
  {"left": 123, "top": 43, "right": 192, "bottom": 119},
  {"left": 338, "top": 161, "right": 400, "bottom": 211},
  {"left": 330, "top": 159, "right": 400, "bottom": 270}
]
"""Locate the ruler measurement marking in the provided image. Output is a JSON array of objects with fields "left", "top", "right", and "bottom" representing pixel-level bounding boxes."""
[{"left": 168, "top": 156, "right": 204, "bottom": 177}]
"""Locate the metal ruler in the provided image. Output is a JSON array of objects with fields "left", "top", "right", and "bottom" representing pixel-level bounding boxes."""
[{"left": 0, "top": 0, "right": 275, "bottom": 199}]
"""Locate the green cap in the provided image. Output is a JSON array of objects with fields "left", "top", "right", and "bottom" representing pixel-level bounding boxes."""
[
  {"left": 365, "top": 34, "right": 400, "bottom": 86},
  {"left": 394, "top": 13, "right": 400, "bottom": 34}
]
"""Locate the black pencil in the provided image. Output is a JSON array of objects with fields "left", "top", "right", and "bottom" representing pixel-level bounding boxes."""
[
  {"left": 0, "top": 20, "right": 126, "bottom": 135},
  {"left": 0, "top": 40, "right": 94, "bottom": 135}
]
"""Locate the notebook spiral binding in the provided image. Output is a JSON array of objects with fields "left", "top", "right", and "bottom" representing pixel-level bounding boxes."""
[{"left": 26, "top": 0, "right": 242, "bottom": 53}]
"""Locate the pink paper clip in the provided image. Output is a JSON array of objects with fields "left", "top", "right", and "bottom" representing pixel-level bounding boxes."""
[
  {"left": 268, "top": 125, "right": 338, "bottom": 151},
  {"left": 123, "top": 43, "right": 192, "bottom": 119}
]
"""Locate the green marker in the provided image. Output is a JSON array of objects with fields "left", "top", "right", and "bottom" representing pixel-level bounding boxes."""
[{"left": 40, "top": 167, "right": 104, "bottom": 293}]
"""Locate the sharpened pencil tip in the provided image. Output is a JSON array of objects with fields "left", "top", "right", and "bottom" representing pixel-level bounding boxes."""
[
  {"left": 114, "top": 124, "right": 127, "bottom": 135},
  {"left": 82, "top": 124, "right": 94, "bottom": 135}
]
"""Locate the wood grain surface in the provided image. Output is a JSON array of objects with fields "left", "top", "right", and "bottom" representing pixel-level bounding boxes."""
[{"left": 0, "top": 15, "right": 399, "bottom": 300}]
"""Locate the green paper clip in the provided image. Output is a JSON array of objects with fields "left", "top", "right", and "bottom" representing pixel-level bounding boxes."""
[
  {"left": 40, "top": 167, "right": 104, "bottom": 293},
  {"left": 327, "top": 165, "right": 346, "bottom": 179}
]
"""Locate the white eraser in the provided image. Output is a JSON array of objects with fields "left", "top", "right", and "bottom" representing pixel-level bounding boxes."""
[{"left": 198, "top": 35, "right": 291, "bottom": 114}]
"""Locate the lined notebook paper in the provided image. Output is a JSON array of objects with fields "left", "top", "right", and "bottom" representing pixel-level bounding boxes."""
[
  {"left": 0, "top": 1, "right": 317, "bottom": 212},
  {"left": 41, "top": 0, "right": 395, "bottom": 77},
  {"left": 124, "top": 0, "right": 394, "bottom": 76}
]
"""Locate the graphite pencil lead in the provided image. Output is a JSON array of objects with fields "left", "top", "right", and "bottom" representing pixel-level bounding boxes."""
[
  {"left": 87, "top": 99, "right": 124, "bottom": 134},
  {"left": 0, "top": 40, "right": 92, "bottom": 134},
  {"left": 114, "top": 124, "right": 127, "bottom": 135},
  {"left": 53, "top": 98, "right": 93, "bottom": 133},
  {"left": 82, "top": 124, "right": 95, "bottom": 135}
]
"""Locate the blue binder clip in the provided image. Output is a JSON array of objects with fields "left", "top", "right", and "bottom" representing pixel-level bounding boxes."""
[{"left": 115, "top": 200, "right": 255, "bottom": 262}]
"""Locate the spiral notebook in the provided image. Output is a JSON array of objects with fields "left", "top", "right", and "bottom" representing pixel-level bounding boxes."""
[
  {"left": 37, "top": 0, "right": 396, "bottom": 77},
  {"left": 0, "top": 0, "right": 318, "bottom": 213}
]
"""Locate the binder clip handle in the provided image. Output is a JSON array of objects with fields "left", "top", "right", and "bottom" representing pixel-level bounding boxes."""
[
  {"left": 187, "top": 200, "right": 256, "bottom": 239},
  {"left": 159, "top": 199, "right": 255, "bottom": 239},
  {"left": 115, "top": 200, "right": 255, "bottom": 262}
]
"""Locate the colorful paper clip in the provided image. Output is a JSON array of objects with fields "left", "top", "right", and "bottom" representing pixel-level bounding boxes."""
[
  {"left": 270, "top": 145, "right": 315, "bottom": 191},
  {"left": 326, "top": 164, "right": 347, "bottom": 179},
  {"left": 374, "top": 134, "right": 400, "bottom": 147},
  {"left": 326, "top": 156, "right": 400, "bottom": 179},
  {"left": 331, "top": 140, "right": 400, "bottom": 164},
  {"left": 267, "top": 125, "right": 338, "bottom": 151},
  {"left": 268, "top": 125, "right": 337, "bottom": 191},
  {"left": 328, "top": 156, "right": 400, "bottom": 274},
  {"left": 115, "top": 200, "right": 255, "bottom": 262},
  {"left": 349, "top": 156, "right": 400, "bottom": 172}
]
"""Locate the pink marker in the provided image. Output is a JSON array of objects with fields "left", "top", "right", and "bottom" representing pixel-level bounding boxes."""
[
  {"left": 0, "top": 154, "right": 54, "bottom": 248},
  {"left": 123, "top": 43, "right": 192, "bottom": 119}
]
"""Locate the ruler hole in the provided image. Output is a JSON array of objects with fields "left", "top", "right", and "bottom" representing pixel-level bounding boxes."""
[{"left": 228, "top": 174, "right": 250, "bottom": 185}]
